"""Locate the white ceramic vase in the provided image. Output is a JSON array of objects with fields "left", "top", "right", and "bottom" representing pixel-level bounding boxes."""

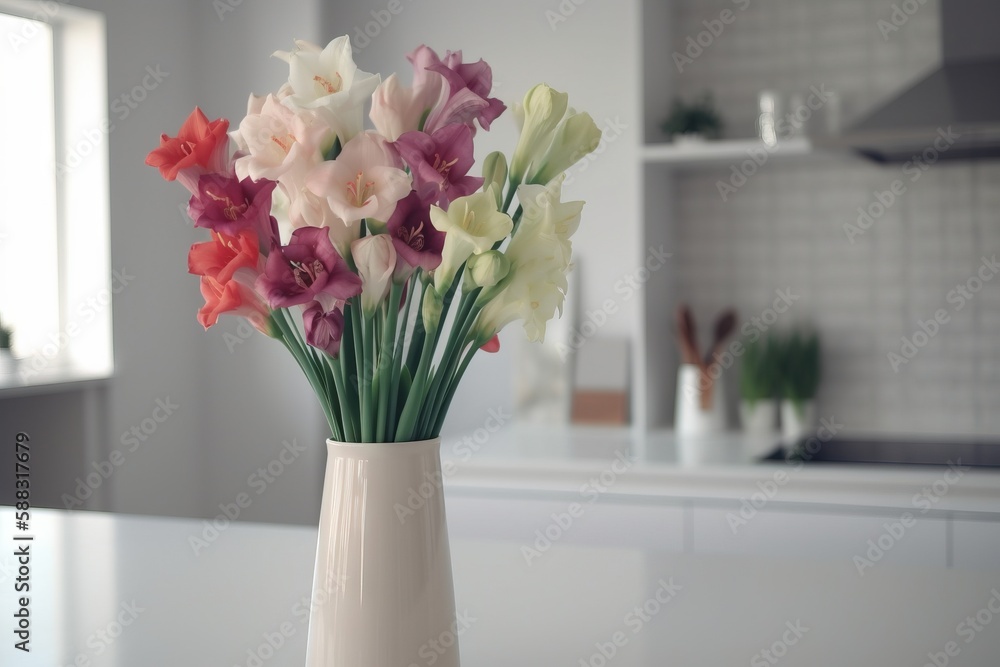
[
  {"left": 781, "top": 399, "right": 817, "bottom": 444},
  {"left": 305, "top": 438, "right": 459, "bottom": 667},
  {"left": 674, "top": 364, "right": 726, "bottom": 435}
]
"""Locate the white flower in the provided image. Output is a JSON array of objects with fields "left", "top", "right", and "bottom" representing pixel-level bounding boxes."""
[
  {"left": 233, "top": 94, "right": 330, "bottom": 189},
  {"left": 429, "top": 188, "right": 513, "bottom": 294},
  {"left": 306, "top": 132, "right": 411, "bottom": 226},
  {"left": 273, "top": 36, "right": 380, "bottom": 144},
  {"left": 351, "top": 235, "right": 396, "bottom": 316}
]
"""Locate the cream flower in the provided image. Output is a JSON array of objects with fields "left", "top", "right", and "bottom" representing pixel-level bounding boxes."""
[
  {"left": 508, "top": 84, "right": 568, "bottom": 183},
  {"left": 474, "top": 178, "right": 584, "bottom": 342},
  {"left": 429, "top": 188, "right": 513, "bottom": 294}
]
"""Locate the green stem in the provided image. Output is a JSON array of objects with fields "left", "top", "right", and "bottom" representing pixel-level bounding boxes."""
[
  {"left": 376, "top": 283, "right": 403, "bottom": 442},
  {"left": 432, "top": 343, "right": 479, "bottom": 435},
  {"left": 388, "top": 277, "right": 416, "bottom": 439},
  {"left": 395, "top": 324, "right": 436, "bottom": 442},
  {"left": 272, "top": 309, "right": 342, "bottom": 441}
]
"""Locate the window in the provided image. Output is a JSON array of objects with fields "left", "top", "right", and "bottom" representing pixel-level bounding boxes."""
[{"left": 0, "top": 1, "right": 110, "bottom": 385}]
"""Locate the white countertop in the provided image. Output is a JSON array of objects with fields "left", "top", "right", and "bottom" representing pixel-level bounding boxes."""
[
  {"left": 4, "top": 508, "right": 999, "bottom": 667},
  {"left": 441, "top": 426, "right": 1000, "bottom": 516}
]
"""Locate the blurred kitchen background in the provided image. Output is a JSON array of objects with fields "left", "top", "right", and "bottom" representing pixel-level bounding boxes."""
[{"left": 1, "top": 0, "right": 998, "bottom": 524}]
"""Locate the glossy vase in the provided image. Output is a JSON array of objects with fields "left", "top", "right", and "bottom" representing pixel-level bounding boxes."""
[{"left": 305, "top": 438, "right": 459, "bottom": 667}]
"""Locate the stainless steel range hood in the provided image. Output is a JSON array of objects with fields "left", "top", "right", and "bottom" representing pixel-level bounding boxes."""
[{"left": 820, "top": 0, "right": 1000, "bottom": 163}]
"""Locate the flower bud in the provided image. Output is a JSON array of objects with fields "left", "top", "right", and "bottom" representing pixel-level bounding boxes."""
[
  {"left": 422, "top": 287, "right": 443, "bottom": 331},
  {"left": 482, "top": 151, "right": 508, "bottom": 209},
  {"left": 466, "top": 250, "right": 511, "bottom": 291}
]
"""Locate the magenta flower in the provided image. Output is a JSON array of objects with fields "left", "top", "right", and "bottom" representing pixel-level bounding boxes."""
[
  {"left": 395, "top": 125, "right": 484, "bottom": 207},
  {"left": 188, "top": 173, "right": 278, "bottom": 239},
  {"left": 302, "top": 302, "right": 346, "bottom": 357},
  {"left": 386, "top": 192, "right": 444, "bottom": 280},
  {"left": 418, "top": 47, "right": 506, "bottom": 134},
  {"left": 255, "top": 227, "right": 362, "bottom": 309}
]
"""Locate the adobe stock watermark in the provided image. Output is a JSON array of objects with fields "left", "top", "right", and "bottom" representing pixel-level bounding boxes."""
[
  {"left": 234, "top": 572, "right": 347, "bottom": 667},
  {"left": 853, "top": 460, "right": 969, "bottom": 576},
  {"left": 557, "top": 245, "right": 673, "bottom": 359},
  {"left": 844, "top": 126, "right": 960, "bottom": 244},
  {"left": 19, "top": 267, "right": 135, "bottom": 381},
  {"left": 877, "top": 0, "right": 931, "bottom": 40},
  {"left": 671, "top": 0, "right": 753, "bottom": 73},
  {"left": 407, "top": 611, "right": 477, "bottom": 667},
  {"left": 887, "top": 255, "right": 999, "bottom": 373},
  {"left": 578, "top": 578, "right": 683, "bottom": 667},
  {"left": 919, "top": 590, "right": 1000, "bottom": 667},
  {"left": 683, "top": 288, "right": 800, "bottom": 402},
  {"left": 61, "top": 397, "right": 180, "bottom": 509},
  {"left": 58, "top": 601, "right": 145, "bottom": 667},
  {"left": 350, "top": 0, "right": 417, "bottom": 50},
  {"left": 56, "top": 65, "right": 170, "bottom": 178},
  {"left": 394, "top": 407, "right": 511, "bottom": 524},
  {"left": 188, "top": 438, "right": 308, "bottom": 555},
  {"left": 521, "top": 451, "right": 634, "bottom": 565},
  {"left": 5, "top": 1, "right": 60, "bottom": 52},
  {"left": 726, "top": 416, "right": 844, "bottom": 534},
  {"left": 750, "top": 620, "right": 809, "bottom": 666},
  {"left": 544, "top": 0, "right": 590, "bottom": 31},
  {"left": 716, "top": 85, "right": 832, "bottom": 202}
]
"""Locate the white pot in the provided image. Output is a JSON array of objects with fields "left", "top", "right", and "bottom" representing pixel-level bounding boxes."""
[
  {"left": 305, "top": 438, "right": 459, "bottom": 667},
  {"left": 740, "top": 399, "right": 778, "bottom": 436},
  {"left": 675, "top": 364, "right": 726, "bottom": 435},
  {"left": 0, "top": 349, "right": 18, "bottom": 376},
  {"left": 781, "top": 399, "right": 817, "bottom": 444}
]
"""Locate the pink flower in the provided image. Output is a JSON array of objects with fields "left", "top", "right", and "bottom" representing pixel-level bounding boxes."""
[
  {"left": 306, "top": 132, "right": 411, "bottom": 225},
  {"left": 386, "top": 192, "right": 444, "bottom": 279},
  {"left": 395, "top": 124, "right": 483, "bottom": 207},
  {"left": 481, "top": 334, "right": 500, "bottom": 353},
  {"left": 232, "top": 94, "right": 330, "bottom": 189},
  {"left": 370, "top": 74, "right": 429, "bottom": 142},
  {"left": 302, "top": 302, "right": 346, "bottom": 357},
  {"left": 255, "top": 227, "right": 362, "bottom": 310},
  {"left": 146, "top": 107, "right": 230, "bottom": 193},
  {"left": 188, "top": 173, "right": 278, "bottom": 239},
  {"left": 419, "top": 48, "right": 505, "bottom": 134}
]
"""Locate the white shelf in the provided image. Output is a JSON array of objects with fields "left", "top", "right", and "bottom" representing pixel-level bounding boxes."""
[{"left": 643, "top": 137, "right": 814, "bottom": 166}]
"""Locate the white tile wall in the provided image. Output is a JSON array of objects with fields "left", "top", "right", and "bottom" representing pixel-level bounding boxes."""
[{"left": 667, "top": 0, "right": 1000, "bottom": 436}]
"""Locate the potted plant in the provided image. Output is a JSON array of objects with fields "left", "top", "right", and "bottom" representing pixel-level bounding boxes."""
[
  {"left": 739, "top": 334, "right": 779, "bottom": 435},
  {"left": 661, "top": 93, "right": 723, "bottom": 144},
  {"left": 776, "top": 330, "right": 821, "bottom": 443},
  {"left": 0, "top": 315, "right": 16, "bottom": 375}
]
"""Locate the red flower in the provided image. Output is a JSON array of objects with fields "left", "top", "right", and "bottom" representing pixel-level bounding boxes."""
[{"left": 146, "top": 107, "right": 230, "bottom": 184}]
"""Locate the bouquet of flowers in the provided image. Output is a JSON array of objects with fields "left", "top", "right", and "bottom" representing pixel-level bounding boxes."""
[{"left": 146, "top": 36, "right": 600, "bottom": 443}]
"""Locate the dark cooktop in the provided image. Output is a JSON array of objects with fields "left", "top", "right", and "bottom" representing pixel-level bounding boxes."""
[{"left": 762, "top": 438, "right": 1000, "bottom": 468}]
